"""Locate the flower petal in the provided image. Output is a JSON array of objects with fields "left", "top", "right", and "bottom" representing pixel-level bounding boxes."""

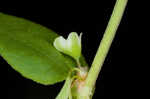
[{"left": 54, "top": 36, "right": 67, "bottom": 52}]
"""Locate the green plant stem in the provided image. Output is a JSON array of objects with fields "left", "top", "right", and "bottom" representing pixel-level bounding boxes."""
[
  {"left": 84, "top": 0, "right": 128, "bottom": 97},
  {"left": 76, "top": 59, "right": 81, "bottom": 68}
]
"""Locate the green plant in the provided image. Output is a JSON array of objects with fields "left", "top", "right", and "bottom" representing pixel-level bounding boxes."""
[{"left": 2, "top": 0, "right": 128, "bottom": 99}]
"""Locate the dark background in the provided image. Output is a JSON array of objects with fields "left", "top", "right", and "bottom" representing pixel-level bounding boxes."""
[{"left": 1, "top": 1, "right": 128, "bottom": 99}]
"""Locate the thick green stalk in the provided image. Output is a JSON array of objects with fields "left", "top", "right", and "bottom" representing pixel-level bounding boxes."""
[{"left": 82, "top": 0, "right": 128, "bottom": 98}]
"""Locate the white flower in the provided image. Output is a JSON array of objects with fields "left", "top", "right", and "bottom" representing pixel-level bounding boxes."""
[{"left": 53, "top": 32, "right": 82, "bottom": 61}]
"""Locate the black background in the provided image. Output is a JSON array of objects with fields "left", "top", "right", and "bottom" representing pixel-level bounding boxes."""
[{"left": 1, "top": 1, "right": 128, "bottom": 99}]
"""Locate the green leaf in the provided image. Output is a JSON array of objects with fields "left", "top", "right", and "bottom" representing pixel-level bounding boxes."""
[
  {"left": 0, "top": 13, "right": 87, "bottom": 85},
  {"left": 56, "top": 75, "right": 73, "bottom": 99}
]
